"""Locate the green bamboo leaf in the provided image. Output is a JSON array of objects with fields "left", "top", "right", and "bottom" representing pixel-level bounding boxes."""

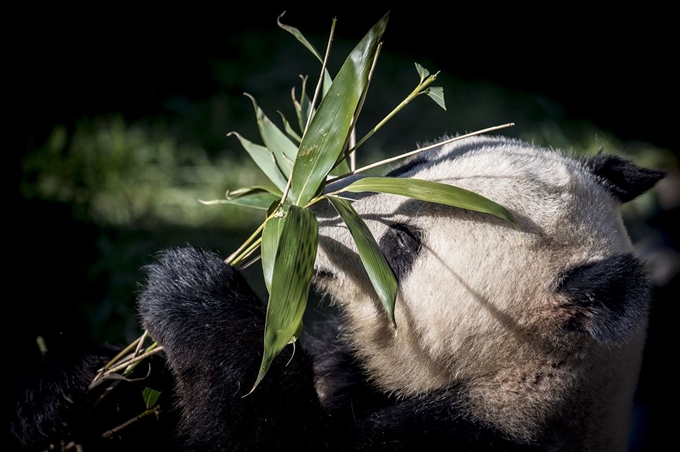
[
  {"left": 261, "top": 214, "right": 285, "bottom": 293},
  {"left": 278, "top": 13, "right": 333, "bottom": 94},
  {"left": 227, "top": 132, "right": 288, "bottom": 191},
  {"left": 227, "top": 185, "right": 283, "bottom": 197},
  {"left": 291, "top": 78, "right": 314, "bottom": 134},
  {"left": 245, "top": 93, "right": 297, "bottom": 176},
  {"left": 277, "top": 111, "right": 302, "bottom": 143},
  {"left": 342, "top": 177, "right": 519, "bottom": 230},
  {"left": 426, "top": 86, "right": 446, "bottom": 110},
  {"left": 328, "top": 196, "right": 397, "bottom": 326},
  {"left": 414, "top": 62, "right": 429, "bottom": 80},
  {"left": 199, "top": 193, "right": 281, "bottom": 210},
  {"left": 288, "top": 13, "right": 389, "bottom": 207},
  {"left": 331, "top": 155, "right": 352, "bottom": 176},
  {"left": 226, "top": 193, "right": 280, "bottom": 210},
  {"left": 199, "top": 185, "right": 282, "bottom": 210},
  {"left": 142, "top": 387, "right": 161, "bottom": 410},
  {"left": 251, "top": 205, "right": 318, "bottom": 392}
]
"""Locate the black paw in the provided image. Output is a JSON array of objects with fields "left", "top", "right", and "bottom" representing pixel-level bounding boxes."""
[{"left": 137, "top": 247, "right": 265, "bottom": 352}]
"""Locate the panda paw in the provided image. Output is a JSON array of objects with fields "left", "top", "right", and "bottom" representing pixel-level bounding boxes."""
[{"left": 137, "top": 247, "right": 265, "bottom": 354}]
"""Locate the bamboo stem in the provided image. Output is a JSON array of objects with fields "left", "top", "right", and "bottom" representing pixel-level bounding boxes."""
[
  {"left": 101, "top": 406, "right": 160, "bottom": 439},
  {"left": 350, "top": 71, "right": 440, "bottom": 156},
  {"left": 328, "top": 123, "right": 515, "bottom": 187},
  {"left": 100, "top": 346, "right": 164, "bottom": 378},
  {"left": 305, "top": 18, "right": 336, "bottom": 134}
]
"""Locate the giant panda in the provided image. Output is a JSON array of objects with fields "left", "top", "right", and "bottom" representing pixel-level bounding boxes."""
[{"left": 10, "top": 135, "right": 663, "bottom": 451}]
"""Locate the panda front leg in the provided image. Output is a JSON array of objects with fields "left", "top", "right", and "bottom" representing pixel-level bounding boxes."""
[{"left": 137, "top": 247, "right": 326, "bottom": 451}]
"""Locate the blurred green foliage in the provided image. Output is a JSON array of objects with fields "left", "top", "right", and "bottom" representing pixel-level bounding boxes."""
[{"left": 22, "top": 116, "right": 266, "bottom": 230}]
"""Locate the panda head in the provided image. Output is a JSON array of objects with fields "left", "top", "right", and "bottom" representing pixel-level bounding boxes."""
[{"left": 312, "top": 135, "right": 663, "bottom": 443}]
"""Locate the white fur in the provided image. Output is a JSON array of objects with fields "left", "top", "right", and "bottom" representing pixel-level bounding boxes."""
[{"left": 313, "top": 136, "right": 646, "bottom": 450}]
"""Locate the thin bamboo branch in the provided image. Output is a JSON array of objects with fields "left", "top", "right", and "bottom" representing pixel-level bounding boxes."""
[
  {"left": 101, "top": 406, "right": 160, "bottom": 439},
  {"left": 101, "top": 335, "right": 143, "bottom": 371},
  {"left": 327, "top": 123, "right": 516, "bottom": 188},
  {"left": 305, "top": 18, "right": 336, "bottom": 134},
  {"left": 341, "top": 41, "right": 383, "bottom": 170},
  {"left": 225, "top": 221, "right": 267, "bottom": 265},
  {"left": 101, "top": 346, "right": 165, "bottom": 376},
  {"left": 350, "top": 71, "right": 440, "bottom": 156},
  {"left": 132, "top": 330, "right": 147, "bottom": 357}
]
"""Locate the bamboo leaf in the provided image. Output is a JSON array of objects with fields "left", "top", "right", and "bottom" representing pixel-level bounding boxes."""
[
  {"left": 291, "top": 78, "right": 314, "bottom": 134},
  {"left": 426, "top": 86, "right": 446, "bottom": 110},
  {"left": 199, "top": 193, "right": 281, "bottom": 210},
  {"left": 227, "top": 132, "right": 288, "bottom": 191},
  {"left": 199, "top": 186, "right": 282, "bottom": 210},
  {"left": 414, "top": 62, "right": 429, "bottom": 80},
  {"left": 245, "top": 93, "right": 297, "bottom": 176},
  {"left": 251, "top": 206, "right": 318, "bottom": 392},
  {"left": 331, "top": 156, "right": 352, "bottom": 176},
  {"left": 277, "top": 111, "right": 302, "bottom": 143},
  {"left": 342, "top": 177, "right": 519, "bottom": 230},
  {"left": 227, "top": 185, "right": 283, "bottom": 198},
  {"left": 328, "top": 196, "right": 397, "bottom": 326},
  {"left": 142, "top": 387, "right": 161, "bottom": 410},
  {"left": 288, "top": 13, "right": 389, "bottom": 207},
  {"left": 278, "top": 13, "right": 334, "bottom": 95},
  {"left": 227, "top": 193, "right": 280, "bottom": 210},
  {"left": 261, "top": 214, "right": 285, "bottom": 293}
]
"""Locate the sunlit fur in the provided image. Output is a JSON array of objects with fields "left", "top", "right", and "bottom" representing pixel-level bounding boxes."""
[{"left": 313, "top": 135, "right": 656, "bottom": 450}]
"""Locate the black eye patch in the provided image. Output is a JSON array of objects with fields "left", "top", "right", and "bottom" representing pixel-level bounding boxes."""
[
  {"left": 378, "top": 223, "right": 423, "bottom": 282},
  {"left": 385, "top": 157, "right": 427, "bottom": 178}
]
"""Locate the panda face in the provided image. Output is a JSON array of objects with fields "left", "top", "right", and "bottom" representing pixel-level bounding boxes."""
[{"left": 312, "top": 136, "right": 659, "bottom": 443}]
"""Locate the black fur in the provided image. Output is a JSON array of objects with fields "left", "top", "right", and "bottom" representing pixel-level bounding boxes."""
[
  {"left": 348, "top": 391, "right": 536, "bottom": 452},
  {"left": 8, "top": 341, "right": 177, "bottom": 451},
  {"left": 10, "top": 247, "right": 537, "bottom": 451},
  {"left": 378, "top": 223, "right": 423, "bottom": 282},
  {"left": 9, "top": 345, "right": 111, "bottom": 449},
  {"left": 584, "top": 153, "right": 665, "bottom": 203},
  {"left": 557, "top": 253, "right": 650, "bottom": 342},
  {"left": 137, "top": 247, "right": 324, "bottom": 451},
  {"left": 135, "top": 247, "right": 525, "bottom": 451},
  {"left": 385, "top": 157, "right": 427, "bottom": 178}
]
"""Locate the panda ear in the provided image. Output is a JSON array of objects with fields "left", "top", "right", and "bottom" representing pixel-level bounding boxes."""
[
  {"left": 557, "top": 254, "right": 650, "bottom": 343},
  {"left": 583, "top": 153, "right": 665, "bottom": 203}
]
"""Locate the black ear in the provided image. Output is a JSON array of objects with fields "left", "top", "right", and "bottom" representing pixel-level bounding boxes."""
[
  {"left": 584, "top": 153, "right": 665, "bottom": 203},
  {"left": 557, "top": 253, "right": 650, "bottom": 343}
]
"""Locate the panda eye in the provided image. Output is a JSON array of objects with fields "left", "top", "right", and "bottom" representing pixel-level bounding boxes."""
[
  {"left": 394, "top": 225, "right": 419, "bottom": 250},
  {"left": 379, "top": 223, "right": 422, "bottom": 282}
]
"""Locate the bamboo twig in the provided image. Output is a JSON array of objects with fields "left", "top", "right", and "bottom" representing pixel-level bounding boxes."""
[
  {"left": 101, "top": 406, "right": 160, "bottom": 439},
  {"left": 340, "top": 41, "right": 383, "bottom": 170},
  {"left": 132, "top": 330, "right": 147, "bottom": 358},
  {"left": 349, "top": 70, "right": 440, "bottom": 156},
  {"left": 327, "top": 123, "right": 516, "bottom": 187},
  {"left": 102, "top": 335, "right": 143, "bottom": 371},
  {"left": 225, "top": 221, "right": 267, "bottom": 265},
  {"left": 305, "top": 18, "right": 337, "bottom": 134},
  {"left": 104, "top": 346, "right": 165, "bottom": 376}
]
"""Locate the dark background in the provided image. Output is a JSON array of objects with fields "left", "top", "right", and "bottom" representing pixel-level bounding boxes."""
[
  {"left": 23, "top": 5, "right": 677, "bottom": 150},
  {"left": 17, "top": 5, "right": 677, "bottom": 451}
]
